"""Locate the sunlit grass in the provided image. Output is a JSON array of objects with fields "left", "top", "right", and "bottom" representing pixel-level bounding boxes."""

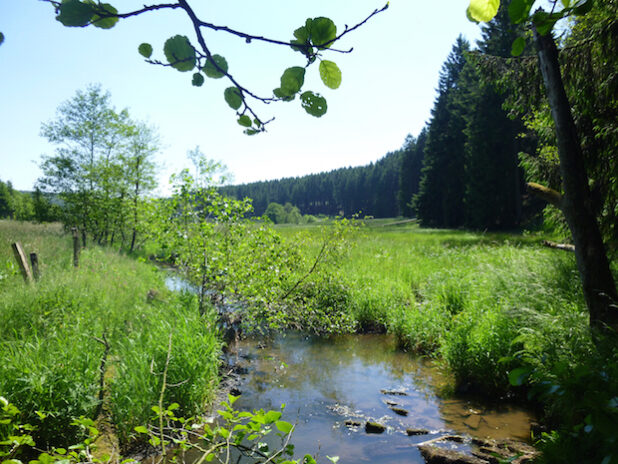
[
  {"left": 278, "top": 222, "right": 591, "bottom": 394},
  {"left": 0, "top": 221, "right": 220, "bottom": 447}
]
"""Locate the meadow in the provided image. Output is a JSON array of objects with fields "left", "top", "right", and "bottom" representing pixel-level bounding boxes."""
[
  {"left": 1, "top": 219, "right": 616, "bottom": 462},
  {"left": 0, "top": 220, "right": 220, "bottom": 448},
  {"left": 278, "top": 220, "right": 617, "bottom": 461}
]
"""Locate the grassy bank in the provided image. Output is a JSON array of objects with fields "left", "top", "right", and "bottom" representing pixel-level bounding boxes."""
[
  {"left": 0, "top": 221, "right": 220, "bottom": 447},
  {"left": 2, "top": 219, "right": 616, "bottom": 462},
  {"left": 278, "top": 221, "right": 618, "bottom": 462},
  {"left": 280, "top": 223, "right": 590, "bottom": 383}
]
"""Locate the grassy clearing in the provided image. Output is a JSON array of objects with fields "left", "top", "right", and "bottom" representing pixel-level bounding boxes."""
[
  {"left": 279, "top": 221, "right": 618, "bottom": 462},
  {"left": 278, "top": 223, "right": 588, "bottom": 387},
  {"left": 0, "top": 221, "right": 220, "bottom": 447}
]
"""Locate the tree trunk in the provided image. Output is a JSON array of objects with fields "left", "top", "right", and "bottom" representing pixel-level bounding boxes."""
[{"left": 534, "top": 29, "right": 618, "bottom": 333}]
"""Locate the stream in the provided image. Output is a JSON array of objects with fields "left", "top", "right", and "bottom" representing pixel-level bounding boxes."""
[{"left": 164, "top": 273, "right": 535, "bottom": 463}]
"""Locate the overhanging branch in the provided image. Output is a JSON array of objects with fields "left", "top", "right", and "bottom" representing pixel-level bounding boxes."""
[{"left": 527, "top": 181, "right": 563, "bottom": 208}]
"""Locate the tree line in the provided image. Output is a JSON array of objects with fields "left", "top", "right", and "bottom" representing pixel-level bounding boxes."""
[
  {"left": 221, "top": 0, "right": 617, "bottom": 253},
  {"left": 220, "top": 148, "right": 403, "bottom": 219},
  {"left": 0, "top": 180, "right": 61, "bottom": 223}
]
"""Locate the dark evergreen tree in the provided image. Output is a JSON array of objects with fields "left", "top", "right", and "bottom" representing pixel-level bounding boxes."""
[
  {"left": 398, "top": 129, "right": 427, "bottom": 217},
  {"left": 462, "top": 3, "right": 526, "bottom": 229},
  {"left": 414, "top": 36, "right": 470, "bottom": 227}
]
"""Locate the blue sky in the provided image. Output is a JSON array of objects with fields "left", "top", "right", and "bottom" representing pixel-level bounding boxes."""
[{"left": 0, "top": 1, "right": 483, "bottom": 192}]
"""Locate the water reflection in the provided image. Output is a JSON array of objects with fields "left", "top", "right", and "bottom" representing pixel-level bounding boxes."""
[{"left": 225, "top": 333, "right": 533, "bottom": 464}]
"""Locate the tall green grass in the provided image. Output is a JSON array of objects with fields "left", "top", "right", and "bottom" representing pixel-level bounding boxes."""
[
  {"left": 278, "top": 222, "right": 618, "bottom": 462},
  {"left": 277, "top": 224, "right": 590, "bottom": 389},
  {"left": 0, "top": 221, "right": 220, "bottom": 447}
]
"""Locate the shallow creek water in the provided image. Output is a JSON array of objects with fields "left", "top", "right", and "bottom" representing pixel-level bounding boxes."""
[
  {"left": 224, "top": 333, "right": 533, "bottom": 464},
  {"left": 163, "top": 273, "right": 534, "bottom": 463}
]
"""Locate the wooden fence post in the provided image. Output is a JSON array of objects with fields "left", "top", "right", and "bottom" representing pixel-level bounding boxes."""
[
  {"left": 30, "top": 253, "right": 40, "bottom": 281},
  {"left": 11, "top": 242, "right": 33, "bottom": 283},
  {"left": 72, "top": 227, "right": 81, "bottom": 268}
]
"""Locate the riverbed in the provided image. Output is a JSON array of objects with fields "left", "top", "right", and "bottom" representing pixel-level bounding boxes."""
[
  {"left": 163, "top": 272, "right": 534, "bottom": 463},
  {"left": 224, "top": 332, "right": 533, "bottom": 464}
]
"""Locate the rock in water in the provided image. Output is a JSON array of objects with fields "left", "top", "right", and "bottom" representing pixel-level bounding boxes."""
[
  {"left": 406, "top": 427, "right": 429, "bottom": 436},
  {"left": 390, "top": 406, "right": 409, "bottom": 416},
  {"left": 419, "top": 445, "right": 487, "bottom": 464},
  {"left": 365, "top": 421, "right": 386, "bottom": 434}
]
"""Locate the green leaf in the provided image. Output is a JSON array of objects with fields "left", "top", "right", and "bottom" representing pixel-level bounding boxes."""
[
  {"left": 310, "top": 17, "right": 337, "bottom": 48},
  {"left": 224, "top": 87, "right": 243, "bottom": 110},
  {"left": 508, "top": 0, "right": 534, "bottom": 24},
  {"left": 293, "top": 24, "right": 310, "bottom": 42},
  {"left": 134, "top": 426, "right": 149, "bottom": 434},
  {"left": 300, "top": 91, "right": 327, "bottom": 117},
  {"left": 279, "top": 66, "right": 306, "bottom": 97},
  {"left": 263, "top": 410, "right": 282, "bottom": 423},
  {"left": 238, "top": 115, "right": 252, "bottom": 127},
  {"left": 573, "top": 0, "right": 594, "bottom": 15},
  {"left": 508, "top": 367, "right": 532, "bottom": 386},
  {"left": 91, "top": 3, "right": 119, "bottom": 29},
  {"left": 467, "top": 0, "right": 500, "bottom": 23},
  {"left": 511, "top": 37, "right": 526, "bottom": 56},
  {"left": 56, "top": 0, "right": 95, "bottom": 27},
  {"left": 533, "top": 11, "right": 559, "bottom": 35},
  {"left": 303, "top": 455, "right": 317, "bottom": 464},
  {"left": 273, "top": 88, "right": 295, "bottom": 102},
  {"left": 163, "top": 35, "right": 196, "bottom": 72},
  {"left": 203, "top": 55, "right": 228, "bottom": 79},
  {"left": 138, "top": 43, "right": 153, "bottom": 58},
  {"left": 291, "top": 22, "right": 314, "bottom": 56},
  {"left": 275, "top": 420, "right": 294, "bottom": 434},
  {"left": 319, "top": 60, "right": 342, "bottom": 89},
  {"left": 466, "top": 7, "right": 479, "bottom": 23},
  {"left": 192, "top": 73, "right": 205, "bottom": 87}
]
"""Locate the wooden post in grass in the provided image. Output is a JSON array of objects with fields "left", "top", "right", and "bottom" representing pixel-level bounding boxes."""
[
  {"left": 30, "top": 253, "right": 40, "bottom": 281},
  {"left": 11, "top": 242, "right": 33, "bottom": 283},
  {"left": 72, "top": 227, "right": 80, "bottom": 268}
]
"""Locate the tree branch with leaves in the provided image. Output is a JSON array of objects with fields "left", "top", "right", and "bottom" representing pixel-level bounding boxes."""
[{"left": 40, "top": 0, "right": 388, "bottom": 134}]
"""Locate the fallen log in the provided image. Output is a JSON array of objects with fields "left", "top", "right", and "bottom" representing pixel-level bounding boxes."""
[{"left": 543, "top": 240, "right": 575, "bottom": 252}]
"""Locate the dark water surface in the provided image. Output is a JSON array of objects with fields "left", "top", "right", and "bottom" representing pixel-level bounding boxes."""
[{"left": 224, "top": 333, "right": 533, "bottom": 464}]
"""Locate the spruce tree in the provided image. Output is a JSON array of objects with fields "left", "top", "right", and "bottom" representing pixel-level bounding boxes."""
[
  {"left": 414, "top": 36, "right": 470, "bottom": 227},
  {"left": 463, "top": 4, "right": 526, "bottom": 229}
]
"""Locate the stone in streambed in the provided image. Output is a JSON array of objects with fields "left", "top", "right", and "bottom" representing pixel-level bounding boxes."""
[
  {"left": 419, "top": 445, "right": 487, "bottom": 464},
  {"left": 380, "top": 389, "right": 408, "bottom": 396},
  {"left": 406, "top": 427, "right": 429, "bottom": 436},
  {"left": 390, "top": 406, "right": 409, "bottom": 416},
  {"left": 345, "top": 419, "right": 362, "bottom": 427},
  {"left": 365, "top": 421, "right": 386, "bottom": 434}
]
